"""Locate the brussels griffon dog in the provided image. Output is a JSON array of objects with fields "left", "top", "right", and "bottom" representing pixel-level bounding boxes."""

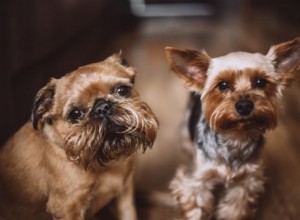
[
  {"left": 165, "top": 37, "right": 300, "bottom": 220},
  {"left": 0, "top": 54, "right": 158, "bottom": 220}
]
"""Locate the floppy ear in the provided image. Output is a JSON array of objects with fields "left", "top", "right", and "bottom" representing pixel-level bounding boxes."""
[
  {"left": 267, "top": 37, "right": 300, "bottom": 86},
  {"left": 165, "top": 47, "right": 211, "bottom": 92},
  {"left": 31, "top": 79, "right": 57, "bottom": 129}
]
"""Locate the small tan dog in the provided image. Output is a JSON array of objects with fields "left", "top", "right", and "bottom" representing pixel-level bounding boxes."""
[{"left": 0, "top": 54, "right": 158, "bottom": 220}]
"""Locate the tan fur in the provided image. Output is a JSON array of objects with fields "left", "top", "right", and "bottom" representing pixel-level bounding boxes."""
[
  {"left": 0, "top": 54, "right": 158, "bottom": 220},
  {"left": 166, "top": 37, "right": 300, "bottom": 220}
]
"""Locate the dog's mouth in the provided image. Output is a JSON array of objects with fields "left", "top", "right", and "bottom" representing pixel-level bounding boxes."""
[
  {"left": 90, "top": 115, "right": 150, "bottom": 164},
  {"left": 99, "top": 117, "right": 134, "bottom": 134},
  {"left": 106, "top": 121, "right": 127, "bottom": 133},
  {"left": 96, "top": 124, "right": 152, "bottom": 166},
  {"left": 220, "top": 117, "right": 272, "bottom": 132}
]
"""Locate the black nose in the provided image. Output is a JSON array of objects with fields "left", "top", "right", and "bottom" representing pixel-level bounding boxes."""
[
  {"left": 235, "top": 100, "right": 254, "bottom": 116},
  {"left": 93, "top": 100, "right": 112, "bottom": 118}
]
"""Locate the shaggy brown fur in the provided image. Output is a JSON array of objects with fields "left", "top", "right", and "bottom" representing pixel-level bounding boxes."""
[{"left": 0, "top": 54, "right": 159, "bottom": 220}]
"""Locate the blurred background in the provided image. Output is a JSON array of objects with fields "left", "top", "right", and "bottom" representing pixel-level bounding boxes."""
[{"left": 1, "top": 0, "right": 300, "bottom": 219}]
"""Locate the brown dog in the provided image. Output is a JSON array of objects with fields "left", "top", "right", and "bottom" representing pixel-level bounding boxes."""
[{"left": 0, "top": 54, "right": 159, "bottom": 220}]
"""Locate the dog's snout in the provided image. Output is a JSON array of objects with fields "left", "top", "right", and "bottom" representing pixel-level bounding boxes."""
[
  {"left": 93, "top": 100, "right": 112, "bottom": 118},
  {"left": 235, "top": 100, "right": 254, "bottom": 116}
]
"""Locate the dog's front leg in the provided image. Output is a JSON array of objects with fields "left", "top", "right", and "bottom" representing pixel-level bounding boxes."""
[
  {"left": 46, "top": 189, "right": 90, "bottom": 220},
  {"left": 171, "top": 165, "right": 223, "bottom": 220},
  {"left": 114, "top": 172, "right": 137, "bottom": 220}
]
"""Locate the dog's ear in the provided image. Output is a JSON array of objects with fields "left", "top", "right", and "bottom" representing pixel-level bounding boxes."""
[
  {"left": 105, "top": 52, "right": 122, "bottom": 64},
  {"left": 31, "top": 79, "right": 57, "bottom": 130},
  {"left": 267, "top": 37, "right": 300, "bottom": 86},
  {"left": 117, "top": 55, "right": 135, "bottom": 83},
  {"left": 105, "top": 53, "right": 136, "bottom": 83},
  {"left": 105, "top": 51, "right": 129, "bottom": 67},
  {"left": 165, "top": 47, "right": 211, "bottom": 92}
]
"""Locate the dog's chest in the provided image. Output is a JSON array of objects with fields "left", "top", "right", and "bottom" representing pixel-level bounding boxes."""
[
  {"left": 92, "top": 171, "right": 124, "bottom": 200},
  {"left": 85, "top": 163, "right": 132, "bottom": 215}
]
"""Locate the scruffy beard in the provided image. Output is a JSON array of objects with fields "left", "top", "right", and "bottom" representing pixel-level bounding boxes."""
[
  {"left": 64, "top": 100, "right": 158, "bottom": 169},
  {"left": 204, "top": 99, "right": 278, "bottom": 134}
]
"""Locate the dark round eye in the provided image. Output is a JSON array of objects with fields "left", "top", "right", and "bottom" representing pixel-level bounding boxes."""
[
  {"left": 115, "top": 85, "right": 131, "bottom": 97},
  {"left": 254, "top": 79, "right": 268, "bottom": 89},
  {"left": 68, "top": 109, "right": 84, "bottom": 123},
  {"left": 217, "top": 81, "right": 230, "bottom": 91}
]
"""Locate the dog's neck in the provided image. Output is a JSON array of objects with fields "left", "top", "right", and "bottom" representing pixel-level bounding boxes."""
[{"left": 193, "top": 102, "right": 264, "bottom": 170}]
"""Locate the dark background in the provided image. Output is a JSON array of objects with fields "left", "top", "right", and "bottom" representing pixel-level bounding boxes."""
[{"left": 1, "top": 0, "right": 135, "bottom": 144}]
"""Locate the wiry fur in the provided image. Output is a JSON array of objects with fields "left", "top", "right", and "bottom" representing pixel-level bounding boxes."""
[
  {"left": 63, "top": 99, "right": 157, "bottom": 169},
  {"left": 166, "top": 37, "right": 300, "bottom": 220},
  {"left": 0, "top": 54, "right": 158, "bottom": 220}
]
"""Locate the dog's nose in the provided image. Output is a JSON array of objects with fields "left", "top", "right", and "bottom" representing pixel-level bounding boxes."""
[
  {"left": 93, "top": 100, "right": 112, "bottom": 118},
  {"left": 235, "top": 100, "right": 254, "bottom": 116}
]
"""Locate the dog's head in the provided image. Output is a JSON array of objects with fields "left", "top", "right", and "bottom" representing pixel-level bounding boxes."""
[
  {"left": 166, "top": 37, "right": 300, "bottom": 133},
  {"left": 31, "top": 54, "right": 158, "bottom": 169}
]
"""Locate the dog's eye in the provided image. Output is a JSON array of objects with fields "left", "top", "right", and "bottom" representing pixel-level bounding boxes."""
[
  {"left": 217, "top": 81, "right": 230, "bottom": 91},
  {"left": 253, "top": 79, "right": 268, "bottom": 89},
  {"left": 68, "top": 109, "right": 84, "bottom": 123},
  {"left": 115, "top": 85, "right": 131, "bottom": 97}
]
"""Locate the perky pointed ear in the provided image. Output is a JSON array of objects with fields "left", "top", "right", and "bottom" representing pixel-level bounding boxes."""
[
  {"left": 165, "top": 47, "right": 211, "bottom": 92},
  {"left": 105, "top": 51, "right": 126, "bottom": 66},
  {"left": 31, "top": 79, "right": 56, "bottom": 129},
  {"left": 267, "top": 37, "right": 300, "bottom": 86},
  {"left": 105, "top": 53, "right": 136, "bottom": 82}
]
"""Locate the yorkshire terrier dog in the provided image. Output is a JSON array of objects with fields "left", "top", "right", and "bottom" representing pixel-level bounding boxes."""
[
  {"left": 165, "top": 37, "right": 300, "bottom": 220},
  {"left": 0, "top": 54, "right": 158, "bottom": 220}
]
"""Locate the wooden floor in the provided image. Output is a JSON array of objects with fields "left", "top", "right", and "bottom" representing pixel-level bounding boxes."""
[{"left": 103, "top": 5, "right": 300, "bottom": 220}]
